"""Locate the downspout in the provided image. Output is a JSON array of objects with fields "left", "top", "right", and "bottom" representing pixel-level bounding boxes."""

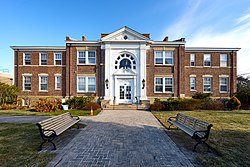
[
  {"left": 16, "top": 49, "right": 19, "bottom": 87},
  {"left": 68, "top": 44, "right": 71, "bottom": 98},
  {"left": 178, "top": 45, "right": 181, "bottom": 97},
  {"left": 230, "top": 50, "right": 234, "bottom": 97}
]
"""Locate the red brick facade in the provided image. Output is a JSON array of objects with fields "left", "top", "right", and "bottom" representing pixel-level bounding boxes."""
[{"left": 11, "top": 27, "right": 239, "bottom": 104}]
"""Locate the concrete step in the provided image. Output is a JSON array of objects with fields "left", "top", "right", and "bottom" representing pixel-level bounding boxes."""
[{"left": 103, "top": 104, "right": 149, "bottom": 110}]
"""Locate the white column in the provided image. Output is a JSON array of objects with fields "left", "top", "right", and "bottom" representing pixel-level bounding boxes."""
[
  {"left": 104, "top": 43, "right": 111, "bottom": 100},
  {"left": 140, "top": 44, "right": 147, "bottom": 100}
]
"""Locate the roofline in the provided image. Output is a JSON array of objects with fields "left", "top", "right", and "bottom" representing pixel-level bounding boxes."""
[
  {"left": 185, "top": 47, "right": 241, "bottom": 52},
  {"left": 10, "top": 46, "right": 66, "bottom": 51}
]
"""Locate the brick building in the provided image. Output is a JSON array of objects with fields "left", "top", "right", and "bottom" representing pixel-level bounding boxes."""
[{"left": 11, "top": 27, "right": 240, "bottom": 106}]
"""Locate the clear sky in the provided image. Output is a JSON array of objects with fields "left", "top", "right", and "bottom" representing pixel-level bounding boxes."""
[{"left": 0, "top": 0, "right": 250, "bottom": 76}]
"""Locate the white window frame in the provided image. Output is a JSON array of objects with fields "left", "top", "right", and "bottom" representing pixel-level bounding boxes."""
[
  {"left": 55, "top": 74, "right": 61, "bottom": 90},
  {"left": 154, "top": 51, "right": 174, "bottom": 65},
  {"left": 204, "top": 54, "right": 211, "bottom": 67},
  {"left": 23, "top": 53, "right": 31, "bottom": 65},
  {"left": 190, "top": 77, "right": 196, "bottom": 91},
  {"left": 22, "top": 74, "right": 32, "bottom": 91},
  {"left": 77, "top": 50, "right": 96, "bottom": 65},
  {"left": 203, "top": 77, "right": 212, "bottom": 93},
  {"left": 154, "top": 77, "right": 174, "bottom": 93},
  {"left": 77, "top": 76, "right": 96, "bottom": 93},
  {"left": 220, "top": 77, "right": 228, "bottom": 93},
  {"left": 190, "top": 54, "right": 195, "bottom": 66},
  {"left": 54, "top": 53, "right": 62, "bottom": 65},
  {"left": 39, "top": 75, "right": 48, "bottom": 92},
  {"left": 220, "top": 54, "right": 228, "bottom": 67},
  {"left": 40, "top": 53, "right": 48, "bottom": 65}
]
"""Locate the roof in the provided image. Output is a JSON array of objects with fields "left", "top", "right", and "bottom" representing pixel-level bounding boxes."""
[
  {"left": 186, "top": 47, "right": 241, "bottom": 52},
  {"left": 10, "top": 46, "right": 66, "bottom": 51}
]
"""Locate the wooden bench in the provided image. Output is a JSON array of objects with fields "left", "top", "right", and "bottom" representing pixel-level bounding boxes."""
[
  {"left": 168, "top": 113, "right": 213, "bottom": 152},
  {"left": 36, "top": 112, "right": 80, "bottom": 150}
]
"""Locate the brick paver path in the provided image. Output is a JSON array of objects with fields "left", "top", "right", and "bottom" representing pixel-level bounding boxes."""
[{"left": 48, "top": 110, "right": 194, "bottom": 167}]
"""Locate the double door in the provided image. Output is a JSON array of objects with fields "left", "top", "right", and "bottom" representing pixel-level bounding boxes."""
[{"left": 118, "top": 79, "right": 133, "bottom": 103}]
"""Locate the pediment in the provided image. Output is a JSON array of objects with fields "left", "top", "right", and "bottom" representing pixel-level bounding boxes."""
[
  {"left": 101, "top": 26, "right": 150, "bottom": 41},
  {"left": 113, "top": 68, "right": 137, "bottom": 76}
]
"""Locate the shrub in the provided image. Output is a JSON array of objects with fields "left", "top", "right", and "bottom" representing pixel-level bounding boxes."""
[
  {"left": 192, "top": 92, "right": 211, "bottom": 99},
  {"left": 35, "top": 99, "right": 62, "bottom": 112},
  {"left": 235, "top": 88, "right": 250, "bottom": 109},
  {"left": 66, "top": 96, "right": 95, "bottom": 109},
  {"left": 162, "top": 98, "right": 201, "bottom": 111},
  {"left": 84, "top": 102, "right": 101, "bottom": 110},
  {"left": 0, "top": 82, "right": 20, "bottom": 105},
  {"left": 150, "top": 99, "right": 165, "bottom": 111},
  {"left": 200, "top": 98, "right": 225, "bottom": 110}
]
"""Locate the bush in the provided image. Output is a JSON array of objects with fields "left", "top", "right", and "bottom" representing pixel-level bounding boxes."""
[
  {"left": 66, "top": 96, "right": 95, "bottom": 109},
  {"left": 35, "top": 99, "right": 62, "bottom": 112},
  {"left": 150, "top": 100, "right": 165, "bottom": 111},
  {"left": 235, "top": 88, "right": 250, "bottom": 109},
  {"left": 0, "top": 104, "right": 26, "bottom": 110},
  {"left": 0, "top": 82, "right": 20, "bottom": 105},
  {"left": 228, "top": 96, "right": 241, "bottom": 110},
  {"left": 200, "top": 98, "right": 225, "bottom": 110},
  {"left": 84, "top": 102, "right": 101, "bottom": 110},
  {"left": 162, "top": 98, "right": 201, "bottom": 111},
  {"left": 192, "top": 92, "right": 211, "bottom": 99}
]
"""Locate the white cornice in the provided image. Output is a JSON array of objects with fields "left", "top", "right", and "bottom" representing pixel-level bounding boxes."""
[
  {"left": 10, "top": 46, "right": 66, "bottom": 51},
  {"left": 186, "top": 47, "right": 240, "bottom": 52}
]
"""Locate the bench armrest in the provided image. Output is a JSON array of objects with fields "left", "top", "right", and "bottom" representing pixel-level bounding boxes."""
[
  {"left": 168, "top": 116, "right": 176, "bottom": 122},
  {"left": 68, "top": 112, "right": 80, "bottom": 120},
  {"left": 192, "top": 130, "right": 208, "bottom": 139},
  {"left": 42, "top": 129, "right": 57, "bottom": 137}
]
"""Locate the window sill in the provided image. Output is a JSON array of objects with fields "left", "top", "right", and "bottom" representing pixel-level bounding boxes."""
[
  {"left": 220, "top": 91, "right": 228, "bottom": 94},
  {"left": 77, "top": 64, "right": 96, "bottom": 66},
  {"left": 23, "top": 90, "right": 32, "bottom": 92},
  {"left": 39, "top": 90, "right": 48, "bottom": 92},
  {"left": 154, "top": 64, "right": 174, "bottom": 66},
  {"left": 190, "top": 90, "right": 196, "bottom": 92}
]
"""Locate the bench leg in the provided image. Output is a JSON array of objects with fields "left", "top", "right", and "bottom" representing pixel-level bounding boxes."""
[
  {"left": 193, "top": 141, "right": 201, "bottom": 152},
  {"left": 193, "top": 140, "right": 211, "bottom": 152},
  {"left": 38, "top": 140, "right": 47, "bottom": 151},
  {"left": 168, "top": 123, "right": 173, "bottom": 129},
  {"left": 48, "top": 135, "right": 57, "bottom": 150}
]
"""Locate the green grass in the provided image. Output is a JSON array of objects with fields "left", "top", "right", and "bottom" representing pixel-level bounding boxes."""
[
  {"left": 0, "top": 109, "right": 101, "bottom": 116},
  {"left": 152, "top": 110, "right": 250, "bottom": 167},
  {"left": 0, "top": 123, "right": 56, "bottom": 167}
]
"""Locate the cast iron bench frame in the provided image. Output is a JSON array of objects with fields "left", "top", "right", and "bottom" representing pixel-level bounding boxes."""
[
  {"left": 36, "top": 112, "right": 80, "bottom": 150},
  {"left": 168, "top": 113, "right": 213, "bottom": 152}
]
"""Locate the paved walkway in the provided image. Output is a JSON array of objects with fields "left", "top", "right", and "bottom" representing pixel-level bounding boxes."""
[
  {"left": 48, "top": 110, "right": 194, "bottom": 167},
  {"left": 0, "top": 115, "right": 51, "bottom": 123}
]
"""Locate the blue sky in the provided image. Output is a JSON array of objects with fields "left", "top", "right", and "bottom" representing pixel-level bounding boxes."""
[{"left": 0, "top": 0, "right": 250, "bottom": 76}]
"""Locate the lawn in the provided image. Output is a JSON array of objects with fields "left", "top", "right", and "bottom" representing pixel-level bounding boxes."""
[
  {"left": 0, "top": 109, "right": 101, "bottom": 116},
  {"left": 0, "top": 123, "right": 56, "bottom": 167},
  {"left": 152, "top": 110, "right": 250, "bottom": 167}
]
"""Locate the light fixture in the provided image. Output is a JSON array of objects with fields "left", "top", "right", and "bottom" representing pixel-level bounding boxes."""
[
  {"left": 142, "top": 79, "right": 145, "bottom": 89},
  {"left": 105, "top": 79, "right": 109, "bottom": 89}
]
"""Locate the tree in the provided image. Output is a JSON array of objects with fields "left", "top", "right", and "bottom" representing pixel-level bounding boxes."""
[
  {"left": 235, "top": 76, "right": 250, "bottom": 109},
  {"left": 0, "top": 82, "right": 20, "bottom": 104}
]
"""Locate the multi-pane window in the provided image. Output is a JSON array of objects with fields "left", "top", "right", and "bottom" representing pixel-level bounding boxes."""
[
  {"left": 24, "top": 53, "right": 31, "bottom": 65},
  {"left": 88, "top": 77, "right": 96, "bottom": 92},
  {"left": 220, "top": 54, "right": 228, "bottom": 67},
  {"left": 190, "top": 77, "right": 196, "bottom": 91},
  {"left": 155, "top": 77, "right": 174, "bottom": 93},
  {"left": 23, "top": 76, "right": 31, "bottom": 91},
  {"left": 220, "top": 77, "right": 228, "bottom": 92},
  {"left": 40, "top": 53, "right": 48, "bottom": 65},
  {"left": 77, "top": 76, "right": 96, "bottom": 92},
  {"left": 88, "top": 51, "right": 96, "bottom": 64},
  {"left": 54, "top": 53, "right": 62, "bottom": 65},
  {"left": 55, "top": 76, "right": 61, "bottom": 90},
  {"left": 155, "top": 51, "right": 174, "bottom": 65},
  {"left": 40, "top": 76, "right": 48, "bottom": 91},
  {"left": 78, "top": 51, "right": 96, "bottom": 64},
  {"left": 204, "top": 54, "right": 211, "bottom": 67},
  {"left": 155, "top": 51, "right": 163, "bottom": 64},
  {"left": 190, "top": 54, "right": 195, "bottom": 66},
  {"left": 155, "top": 78, "right": 163, "bottom": 92},
  {"left": 165, "top": 51, "right": 174, "bottom": 65},
  {"left": 203, "top": 77, "right": 212, "bottom": 92}
]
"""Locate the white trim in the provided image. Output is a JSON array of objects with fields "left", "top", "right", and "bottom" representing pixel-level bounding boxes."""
[
  {"left": 38, "top": 73, "right": 48, "bottom": 76},
  {"left": 220, "top": 54, "right": 228, "bottom": 67},
  {"left": 77, "top": 75, "right": 96, "bottom": 93},
  {"left": 186, "top": 47, "right": 240, "bottom": 51},
  {"left": 189, "top": 74, "right": 196, "bottom": 77},
  {"left": 55, "top": 75, "right": 61, "bottom": 90},
  {"left": 190, "top": 77, "right": 196, "bottom": 91},
  {"left": 154, "top": 50, "right": 174, "bottom": 65},
  {"left": 77, "top": 50, "right": 96, "bottom": 65},
  {"left": 23, "top": 53, "right": 31, "bottom": 66},
  {"left": 220, "top": 77, "right": 229, "bottom": 93},
  {"left": 203, "top": 77, "right": 212, "bottom": 93},
  {"left": 11, "top": 46, "right": 66, "bottom": 51},
  {"left": 54, "top": 52, "right": 62, "bottom": 66},
  {"left": 22, "top": 73, "right": 32, "bottom": 76},
  {"left": 39, "top": 75, "right": 48, "bottom": 92},
  {"left": 16, "top": 65, "right": 66, "bottom": 67},
  {"left": 204, "top": 54, "right": 211, "bottom": 67},
  {"left": 190, "top": 54, "right": 195, "bottom": 66},
  {"left": 154, "top": 76, "right": 174, "bottom": 93},
  {"left": 22, "top": 75, "right": 32, "bottom": 91},
  {"left": 202, "top": 75, "right": 213, "bottom": 77},
  {"left": 219, "top": 75, "right": 229, "bottom": 78}
]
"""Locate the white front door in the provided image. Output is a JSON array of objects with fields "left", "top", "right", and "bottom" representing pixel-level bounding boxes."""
[{"left": 117, "top": 79, "right": 133, "bottom": 103}]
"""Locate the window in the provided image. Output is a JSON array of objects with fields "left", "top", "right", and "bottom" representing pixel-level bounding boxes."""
[
  {"left": 204, "top": 54, "right": 211, "bottom": 67},
  {"left": 155, "top": 51, "right": 174, "bottom": 65},
  {"left": 55, "top": 75, "right": 61, "bottom": 90},
  {"left": 40, "top": 53, "right": 48, "bottom": 65},
  {"left": 165, "top": 78, "right": 173, "bottom": 92},
  {"left": 78, "top": 51, "right": 96, "bottom": 65},
  {"left": 77, "top": 76, "right": 96, "bottom": 92},
  {"left": 23, "top": 76, "right": 31, "bottom": 91},
  {"left": 24, "top": 53, "right": 31, "bottom": 65},
  {"left": 190, "top": 77, "right": 196, "bottom": 91},
  {"left": 155, "top": 78, "right": 163, "bottom": 92},
  {"left": 88, "top": 51, "right": 96, "bottom": 64},
  {"left": 220, "top": 54, "right": 228, "bottom": 67},
  {"left": 203, "top": 77, "right": 212, "bottom": 92},
  {"left": 190, "top": 54, "right": 195, "bottom": 66},
  {"left": 220, "top": 77, "right": 228, "bottom": 92},
  {"left": 54, "top": 53, "right": 62, "bottom": 65},
  {"left": 115, "top": 54, "right": 136, "bottom": 70},
  {"left": 39, "top": 76, "right": 48, "bottom": 91},
  {"left": 88, "top": 77, "right": 96, "bottom": 92},
  {"left": 155, "top": 77, "right": 174, "bottom": 93},
  {"left": 165, "top": 51, "right": 174, "bottom": 65},
  {"left": 155, "top": 51, "right": 163, "bottom": 64}
]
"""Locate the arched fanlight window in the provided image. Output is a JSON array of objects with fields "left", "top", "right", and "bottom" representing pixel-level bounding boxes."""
[{"left": 115, "top": 54, "right": 136, "bottom": 70}]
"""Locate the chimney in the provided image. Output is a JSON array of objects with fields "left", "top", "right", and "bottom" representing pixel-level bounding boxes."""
[
  {"left": 142, "top": 34, "right": 150, "bottom": 38},
  {"left": 82, "top": 36, "right": 86, "bottom": 41},
  {"left": 163, "top": 36, "right": 168, "bottom": 42},
  {"left": 101, "top": 33, "right": 109, "bottom": 38},
  {"left": 66, "top": 36, "right": 71, "bottom": 41}
]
